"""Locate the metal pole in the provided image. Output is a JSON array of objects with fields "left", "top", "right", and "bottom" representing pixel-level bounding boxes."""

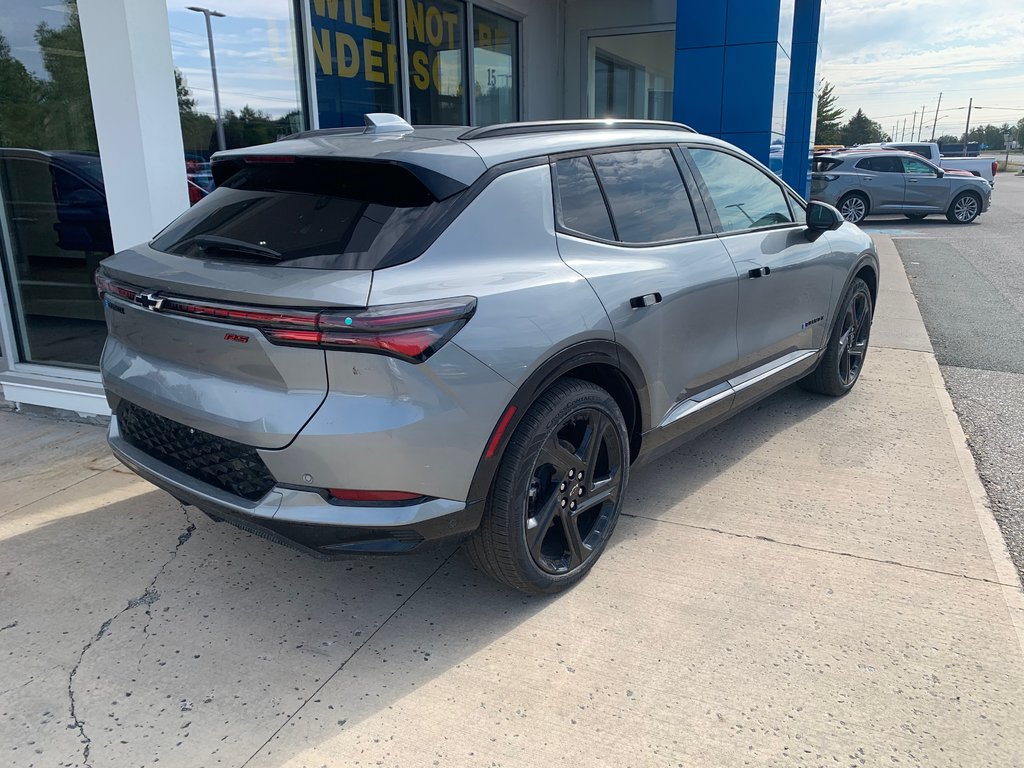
[
  {"left": 918, "top": 105, "right": 926, "bottom": 140},
  {"left": 910, "top": 111, "right": 917, "bottom": 142},
  {"left": 930, "top": 92, "right": 942, "bottom": 142},
  {"left": 189, "top": 7, "right": 227, "bottom": 151},
  {"left": 962, "top": 97, "right": 973, "bottom": 156}
]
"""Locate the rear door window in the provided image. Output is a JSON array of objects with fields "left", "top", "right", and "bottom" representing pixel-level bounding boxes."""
[
  {"left": 589, "top": 149, "right": 700, "bottom": 243},
  {"left": 855, "top": 156, "right": 902, "bottom": 173},
  {"left": 688, "top": 147, "right": 794, "bottom": 233},
  {"left": 151, "top": 158, "right": 455, "bottom": 270},
  {"left": 553, "top": 156, "right": 615, "bottom": 240}
]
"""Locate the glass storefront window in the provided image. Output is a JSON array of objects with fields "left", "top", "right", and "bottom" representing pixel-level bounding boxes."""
[
  {"left": 473, "top": 7, "right": 517, "bottom": 126},
  {"left": 0, "top": 0, "right": 110, "bottom": 369},
  {"left": 406, "top": 0, "right": 467, "bottom": 125},
  {"left": 305, "top": 0, "right": 402, "bottom": 128},
  {"left": 168, "top": 1, "right": 308, "bottom": 200},
  {"left": 587, "top": 30, "right": 674, "bottom": 121}
]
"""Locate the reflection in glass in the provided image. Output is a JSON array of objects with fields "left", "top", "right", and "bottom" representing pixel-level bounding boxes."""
[
  {"left": 0, "top": 0, "right": 110, "bottom": 368},
  {"left": 169, "top": 0, "right": 308, "bottom": 199},
  {"left": 588, "top": 31, "right": 674, "bottom": 120},
  {"left": 690, "top": 148, "right": 794, "bottom": 233},
  {"left": 473, "top": 8, "right": 517, "bottom": 126},
  {"left": 407, "top": 0, "right": 466, "bottom": 125}
]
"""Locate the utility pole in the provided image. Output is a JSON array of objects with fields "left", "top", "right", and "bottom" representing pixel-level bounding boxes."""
[
  {"left": 910, "top": 111, "right": 917, "bottom": 142},
  {"left": 930, "top": 92, "right": 942, "bottom": 142},
  {"left": 900, "top": 118, "right": 906, "bottom": 141},
  {"left": 961, "top": 97, "right": 973, "bottom": 157},
  {"left": 188, "top": 6, "right": 227, "bottom": 152},
  {"left": 918, "top": 105, "right": 926, "bottom": 140}
]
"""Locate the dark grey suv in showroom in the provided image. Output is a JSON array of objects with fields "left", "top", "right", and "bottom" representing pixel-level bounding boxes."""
[{"left": 97, "top": 115, "right": 878, "bottom": 594}]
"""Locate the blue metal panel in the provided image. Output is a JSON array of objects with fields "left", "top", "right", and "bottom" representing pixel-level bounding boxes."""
[
  {"left": 721, "top": 43, "right": 775, "bottom": 133},
  {"left": 726, "top": 0, "right": 782, "bottom": 45},
  {"left": 782, "top": 0, "right": 823, "bottom": 196},
  {"left": 673, "top": 47, "right": 724, "bottom": 133},
  {"left": 676, "top": 2, "right": 727, "bottom": 48}
]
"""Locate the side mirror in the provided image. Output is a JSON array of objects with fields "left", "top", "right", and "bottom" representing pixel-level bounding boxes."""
[
  {"left": 806, "top": 200, "right": 844, "bottom": 232},
  {"left": 936, "top": 168, "right": 945, "bottom": 178}
]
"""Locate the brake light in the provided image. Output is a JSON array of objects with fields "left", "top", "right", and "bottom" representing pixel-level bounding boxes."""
[
  {"left": 992, "top": 161, "right": 998, "bottom": 177},
  {"left": 95, "top": 271, "right": 139, "bottom": 302}
]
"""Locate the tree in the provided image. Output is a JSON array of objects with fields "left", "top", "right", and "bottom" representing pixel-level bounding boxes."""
[
  {"left": 0, "top": 34, "right": 45, "bottom": 147},
  {"left": 936, "top": 134, "right": 960, "bottom": 146},
  {"left": 840, "top": 109, "right": 887, "bottom": 145},
  {"left": 175, "top": 68, "right": 216, "bottom": 154},
  {"left": 815, "top": 81, "right": 845, "bottom": 145}
]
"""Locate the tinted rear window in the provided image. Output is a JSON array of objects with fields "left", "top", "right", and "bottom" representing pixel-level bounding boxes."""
[
  {"left": 553, "top": 156, "right": 615, "bottom": 240},
  {"left": 812, "top": 158, "right": 842, "bottom": 172},
  {"left": 855, "top": 156, "right": 902, "bottom": 173},
  {"left": 590, "top": 149, "right": 700, "bottom": 243},
  {"left": 151, "top": 158, "right": 456, "bottom": 270}
]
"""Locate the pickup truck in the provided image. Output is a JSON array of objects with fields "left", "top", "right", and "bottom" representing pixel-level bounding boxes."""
[{"left": 856, "top": 142, "right": 997, "bottom": 185}]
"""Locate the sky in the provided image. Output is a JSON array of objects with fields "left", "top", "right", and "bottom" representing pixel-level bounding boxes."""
[{"left": 819, "top": 0, "right": 1024, "bottom": 140}]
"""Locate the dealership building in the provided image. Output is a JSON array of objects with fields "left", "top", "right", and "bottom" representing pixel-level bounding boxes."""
[{"left": 0, "top": 0, "right": 823, "bottom": 415}]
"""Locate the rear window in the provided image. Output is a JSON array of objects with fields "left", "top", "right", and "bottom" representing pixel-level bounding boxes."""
[
  {"left": 855, "top": 156, "right": 902, "bottom": 173},
  {"left": 812, "top": 158, "right": 842, "bottom": 172},
  {"left": 151, "top": 158, "right": 457, "bottom": 270}
]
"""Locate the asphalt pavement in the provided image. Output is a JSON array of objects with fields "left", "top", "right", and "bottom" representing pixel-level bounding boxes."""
[{"left": 862, "top": 172, "right": 1024, "bottom": 581}]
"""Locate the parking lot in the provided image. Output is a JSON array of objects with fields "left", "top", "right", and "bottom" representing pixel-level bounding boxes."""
[{"left": 3, "top": 234, "right": 1024, "bottom": 767}]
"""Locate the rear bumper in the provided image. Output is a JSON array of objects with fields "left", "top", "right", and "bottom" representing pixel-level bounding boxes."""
[{"left": 109, "top": 416, "right": 482, "bottom": 557}]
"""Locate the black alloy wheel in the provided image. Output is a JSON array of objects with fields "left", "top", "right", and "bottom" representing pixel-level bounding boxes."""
[
  {"left": 526, "top": 408, "right": 623, "bottom": 575},
  {"left": 464, "top": 378, "right": 630, "bottom": 594},
  {"left": 800, "top": 277, "right": 874, "bottom": 397},
  {"left": 837, "top": 285, "right": 871, "bottom": 387}
]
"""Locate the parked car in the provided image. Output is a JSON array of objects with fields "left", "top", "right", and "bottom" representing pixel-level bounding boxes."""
[
  {"left": 854, "top": 141, "right": 998, "bottom": 185},
  {"left": 811, "top": 150, "right": 992, "bottom": 224},
  {"left": 96, "top": 115, "right": 878, "bottom": 595}
]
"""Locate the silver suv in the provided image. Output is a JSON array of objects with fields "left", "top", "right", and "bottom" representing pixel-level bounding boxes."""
[
  {"left": 97, "top": 115, "right": 878, "bottom": 594},
  {"left": 811, "top": 149, "right": 992, "bottom": 224}
]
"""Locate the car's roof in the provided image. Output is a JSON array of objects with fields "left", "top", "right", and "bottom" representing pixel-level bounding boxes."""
[{"left": 215, "top": 119, "right": 744, "bottom": 192}]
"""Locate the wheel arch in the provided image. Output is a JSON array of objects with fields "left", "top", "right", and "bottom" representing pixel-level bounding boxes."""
[
  {"left": 465, "top": 340, "right": 650, "bottom": 505},
  {"left": 825, "top": 251, "right": 879, "bottom": 342}
]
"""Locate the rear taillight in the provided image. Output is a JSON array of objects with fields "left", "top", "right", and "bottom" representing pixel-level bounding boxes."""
[
  {"left": 992, "top": 161, "right": 998, "bottom": 177},
  {"left": 95, "top": 271, "right": 475, "bottom": 364}
]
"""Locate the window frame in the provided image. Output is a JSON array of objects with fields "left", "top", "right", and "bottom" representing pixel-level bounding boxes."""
[
  {"left": 680, "top": 144, "right": 803, "bottom": 236},
  {"left": 550, "top": 143, "right": 715, "bottom": 248}
]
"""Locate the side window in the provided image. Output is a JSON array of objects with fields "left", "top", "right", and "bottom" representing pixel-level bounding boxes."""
[
  {"left": 902, "top": 157, "right": 936, "bottom": 175},
  {"left": 689, "top": 148, "right": 794, "bottom": 233},
  {"left": 856, "top": 156, "right": 901, "bottom": 173},
  {"left": 590, "top": 149, "right": 700, "bottom": 243},
  {"left": 553, "top": 156, "right": 615, "bottom": 241}
]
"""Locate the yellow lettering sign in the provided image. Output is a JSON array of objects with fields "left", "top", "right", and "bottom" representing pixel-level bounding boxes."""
[
  {"left": 336, "top": 31, "right": 360, "bottom": 77},
  {"left": 411, "top": 49, "right": 430, "bottom": 90},
  {"left": 312, "top": 26, "right": 333, "bottom": 75},
  {"left": 425, "top": 6, "right": 443, "bottom": 47},
  {"left": 363, "top": 37, "right": 385, "bottom": 83}
]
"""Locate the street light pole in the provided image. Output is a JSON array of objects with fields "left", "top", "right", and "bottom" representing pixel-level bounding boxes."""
[
  {"left": 930, "top": 92, "right": 942, "bottom": 142},
  {"left": 961, "top": 97, "right": 973, "bottom": 157},
  {"left": 188, "top": 6, "right": 227, "bottom": 152}
]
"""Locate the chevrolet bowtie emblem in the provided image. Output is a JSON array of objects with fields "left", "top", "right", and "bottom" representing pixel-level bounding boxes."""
[{"left": 134, "top": 291, "right": 164, "bottom": 311}]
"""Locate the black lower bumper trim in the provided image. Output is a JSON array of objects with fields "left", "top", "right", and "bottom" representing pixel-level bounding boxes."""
[{"left": 194, "top": 501, "right": 483, "bottom": 558}]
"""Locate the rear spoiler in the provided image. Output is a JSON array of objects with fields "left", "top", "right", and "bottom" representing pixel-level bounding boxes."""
[{"left": 211, "top": 155, "right": 470, "bottom": 201}]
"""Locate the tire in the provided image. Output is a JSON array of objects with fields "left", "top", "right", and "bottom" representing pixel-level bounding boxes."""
[
  {"left": 800, "top": 277, "right": 873, "bottom": 397},
  {"left": 837, "top": 192, "right": 869, "bottom": 224},
  {"left": 904, "top": 213, "right": 928, "bottom": 220},
  {"left": 464, "top": 378, "right": 630, "bottom": 595},
  {"left": 946, "top": 192, "right": 981, "bottom": 224}
]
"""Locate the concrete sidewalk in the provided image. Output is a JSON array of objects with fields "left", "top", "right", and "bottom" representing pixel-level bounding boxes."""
[{"left": 2, "top": 237, "right": 1023, "bottom": 768}]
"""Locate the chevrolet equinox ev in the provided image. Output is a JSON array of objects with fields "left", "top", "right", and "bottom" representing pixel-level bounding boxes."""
[{"left": 97, "top": 115, "right": 879, "bottom": 594}]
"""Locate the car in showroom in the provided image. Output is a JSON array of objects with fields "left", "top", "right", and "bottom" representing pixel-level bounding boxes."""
[
  {"left": 811, "top": 149, "right": 992, "bottom": 224},
  {"left": 96, "top": 115, "right": 878, "bottom": 595}
]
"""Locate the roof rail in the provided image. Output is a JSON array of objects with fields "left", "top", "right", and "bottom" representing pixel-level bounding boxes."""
[{"left": 458, "top": 119, "right": 696, "bottom": 141}]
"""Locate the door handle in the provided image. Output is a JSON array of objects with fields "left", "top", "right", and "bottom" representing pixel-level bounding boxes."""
[
  {"left": 629, "top": 292, "right": 662, "bottom": 309},
  {"left": 747, "top": 267, "right": 771, "bottom": 279}
]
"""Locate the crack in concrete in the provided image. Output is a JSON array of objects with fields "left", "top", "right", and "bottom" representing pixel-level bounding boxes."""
[
  {"left": 621, "top": 512, "right": 1022, "bottom": 590},
  {"left": 240, "top": 550, "right": 456, "bottom": 768},
  {"left": 66, "top": 505, "right": 196, "bottom": 767},
  {"left": 0, "top": 620, "right": 17, "bottom": 632}
]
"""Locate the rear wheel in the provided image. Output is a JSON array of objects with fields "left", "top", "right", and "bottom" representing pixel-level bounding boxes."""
[
  {"left": 465, "top": 378, "right": 629, "bottom": 595},
  {"left": 800, "top": 278, "right": 873, "bottom": 397},
  {"left": 946, "top": 192, "right": 981, "bottom": 224},
  {"left": 837, "top": 193, "right": 869, "bottom": 224}
]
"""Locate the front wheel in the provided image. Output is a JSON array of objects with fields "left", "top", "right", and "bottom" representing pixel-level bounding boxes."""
[
  {"left": 464, "top": 378, "right": 630, "bottom": 595},
  {"left": 800, "top": 277, "right": 873, "bottom": 397},
  {"left": 946, "top": 192, "right": 981, "bottom": 224},
  {"left": 837, "top": 193, "right": 869, "bottom": 224}
]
